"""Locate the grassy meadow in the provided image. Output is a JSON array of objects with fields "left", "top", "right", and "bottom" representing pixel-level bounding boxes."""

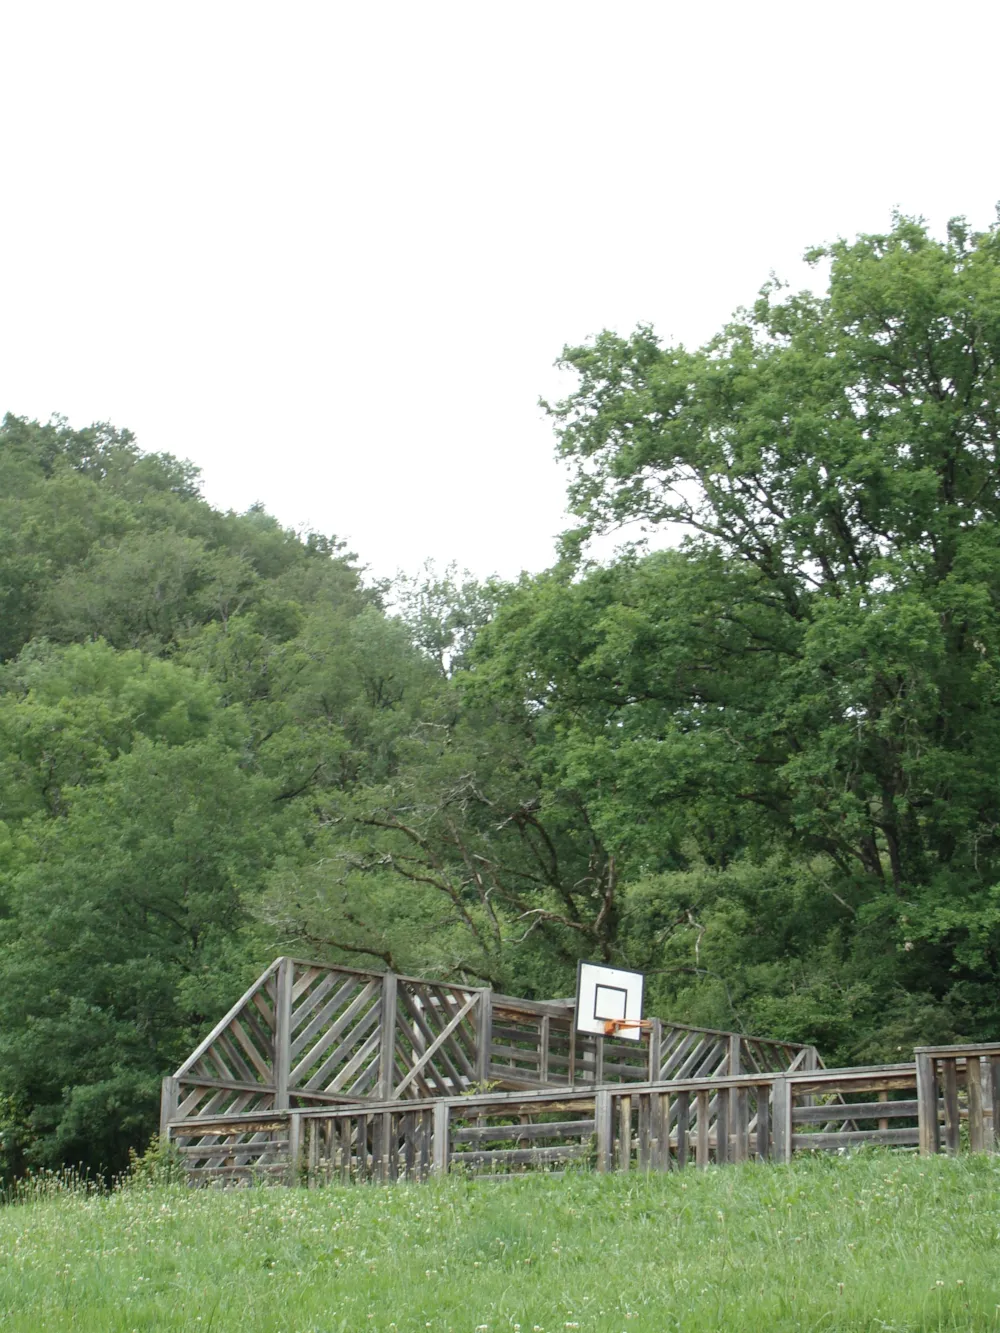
[{"left": 0, "top": 1153, "right": 999, "bottom": 1331}]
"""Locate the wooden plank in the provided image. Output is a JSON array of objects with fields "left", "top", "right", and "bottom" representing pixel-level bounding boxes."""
[
  {"left": 793, "top": 1099, "right": 920, "bottom": 1123},
  {"left": 675, "top": 1091, "right": 690, "bottom": 1169},
  {"left": 637, "top": 1093, "right": 651, "bottom": 1170},
  {"left": 475, "top": 991, "right": 493, "bottom": 1084},
  {"left": 789, "top": 1072, "right": 917, "bottom": 1096},
  {"left": 792, "top": 1127, "right": 920, "bottom": 1149},
  {"left": 451, "top": 1119, "right": 595, "bottom": 1145},
  {"left": 378, "top": 972, "right": 398, "bottom": 1100},
  {"left": 287, "top": 1112, "right": 302, "bottom": 1185},
  {"left": 756, "top": 1084, "right": 770, "bottom": 1161},
  {"left": 298, "top": 1005, "right": 381, "bottom": 1092},
  {"left": 539, "top": 1014, "right": 551, "bottom": 1085},
  {"left": 428, "top": 986, "right": 480, "bottom": 1078},
  {"left": 729, "top": 1034, "right": 741, "bottom": 1076},
  {"left": 915, "top": 1053, "right": 939, "bottom": 1156},
  {"left": 733, "top": 1086, "right": 749, "bottom": 1163},
  {"left": 291, "top": 965, "right": 324, "bottom": 1006},
  {"left": 772, "top": 1077, "right": 791, "bottom": 1164},
  {"left": 395, "top": 999, "right": 455, "bottom": 1097},
  {"left": 991, "top": 1056, "right": 1000, "bottom": 1152},
  {"left": 213, "top": 1029, "right": 258, "bottom": 1086},
  {"left": 695, "top": 1089, "right": 708, "bottom": 1168},
  {"left": 595, "top": 1089, "right": 613, "bottom": 1172},
  {"left": 968, "top": 1056, "right": 986, "bottom": 1153},
  {"left": 274, "top": 958, "right": 294, "bottom": 1110},
  {"left": 432, "top": 1101, "right": 450, "bottom": 1175},
  {"left": 715, "top": 1083, "right": 729, "bottom": 1165},
  {"left": 616, "top": 1095, "right": 632, "bottom": 1171},
  {"left": 451, "top": 1144, "right": 591, "bottom": 1168},
  {"left": 648, "top": 1018, "right": 662, "bottom": 1082},
  {"left": 228, "top": 1014, "right": 274, "bottom": 1082},
  {"left": 942, "top": 1058, "right": 960, "bottom": 1156},
  {"left": 159, "top": 1077, "right": 179, "bottom": 1142},
  {"left": 323, "top": 1026, "right": 383, "bottom": 1096},
  {"left": 915, "top": 1042, "right": 1000, "bottom": 1056},
  {"left": 654, "top": 1091, "right": 670, "bottom": 1171}
]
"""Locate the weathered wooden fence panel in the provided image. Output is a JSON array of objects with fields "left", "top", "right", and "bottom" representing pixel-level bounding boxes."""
[{"left": 915, "top": 1043, "right": 1000, "bottom": 1156}]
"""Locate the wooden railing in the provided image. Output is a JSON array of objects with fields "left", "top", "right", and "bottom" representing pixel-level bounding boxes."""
[
  {"left": 915, "top": 1043, "right": 1000, "bottom": 1155},
  {"left": 167, "top": 1062, "right": 933, "bottom": 1186},
  {"left": 165, "top": 1032, "right": 1000, "bottom": 1185}
]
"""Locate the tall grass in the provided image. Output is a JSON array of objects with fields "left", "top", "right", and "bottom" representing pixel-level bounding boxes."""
[{"left": 0, "top": 1152, "right": 998, "bottom": 1330}]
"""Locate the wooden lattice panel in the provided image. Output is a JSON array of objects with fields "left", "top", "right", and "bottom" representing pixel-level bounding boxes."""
[
  {"left": 390, "top": 980, "right": 483, "bottom": 1098},
  {"left": 286, "top": 964, "right": 384, "bottom": 1101}
]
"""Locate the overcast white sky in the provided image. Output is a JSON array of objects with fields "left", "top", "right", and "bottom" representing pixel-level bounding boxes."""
[{"left": 2, "top": 1, "right": 999, "bottom": 581}]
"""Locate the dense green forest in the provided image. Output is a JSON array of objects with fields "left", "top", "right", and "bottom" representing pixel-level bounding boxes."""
[{"left": 3, "top": 213, "right": 1000, "bottom": 1175}]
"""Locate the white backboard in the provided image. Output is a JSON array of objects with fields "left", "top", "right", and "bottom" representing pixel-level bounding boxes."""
[{"left": 575, "top": 961, "right": 645, "bottom": 1041}]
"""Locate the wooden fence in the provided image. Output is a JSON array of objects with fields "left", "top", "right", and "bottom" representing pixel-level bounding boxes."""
[
  {"left": 165, "top": 1061, "right": 942, "bottom": 1186},
  {"left": 162, "top": 958, "right": 819, "bottom": 1138},
  {"left": 915, "top": 1043, "right": 1000, "bottom": 1154},
  {"left": 163, "top": 960, "right": 1000, "bottom": 1186}
]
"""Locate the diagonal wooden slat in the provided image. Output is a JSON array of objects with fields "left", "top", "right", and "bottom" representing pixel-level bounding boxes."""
[
  {"left": 214, "top": 1029, "right": 258, "bottom": 1085},
  {"left": 290, "top": 978, "right": 362, "bottom": 1061},
  {"left": 252, "top": 989, "right": 276, "bottom": 1033},
  {"left": 323, "top": 1026, "right": 383, "bottom": 1094},
  {"left": 228, "top": 1015, "right": 274, "bottom": 1082},
  {"left": 288, "top": 981, "right": 380, "bottom": 1086},
  {"left": 392, "top": 1004, "right": 452, "bottom": 1097},
  {"left": 393, "top": 992, "right": 480, "bottom": 1098},
  {"left": 301, "top": 1003, "right": 382, "bottom": 1093},
  {"left": 661, "top": 1031, "right": 699, "bottom": 1078},
  {"left": 290, "top": 971, "right": 352, "bottom": 1038},
  {"left": 396, "top": 987, "right": 467, "bottom": 1090},
  {"left": 291, "top": 965, "right": 324, "bottom": 1005},
  {"left": 431, "top": 988, "right": 479, "bottom": 1077}
]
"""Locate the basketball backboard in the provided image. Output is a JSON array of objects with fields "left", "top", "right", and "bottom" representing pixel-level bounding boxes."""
[{"left": 575, "top": 960, "right": 645, "bottom": 1041}]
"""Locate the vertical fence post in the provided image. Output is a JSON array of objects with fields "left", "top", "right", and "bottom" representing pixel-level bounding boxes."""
[
  {"left": 287, "top": 1111, "right": 302, "bottom": 1186},
  {"left": 159, "top": 1076, "right": 179, "bottom": 1142},
  {"left": 616, "top": 1095, "right": 632, "bottom": 1171},
  {"left": 475, "top": 988, "right": 493, "bottom": 1085},
  {"left": 968, "top": 1057, "right": 986, "bottom": 1152},
  {"left": 539, "top": 1014, "right": 550, "bottom": 1085},
  {"left": 595, "top": 1089, "right": 613, "bottom": 1172},
  {"left": 942, "top": 1058, "right": 960, "bottom": 1156},
  {"left": 916, "top": 1053, "right": 939, "bottom": 1156},
  {"left": 432, "top": 1101, "right": 450, "bottom": 1176},
  {"left": 655, "top": 1091, "right": 670, "bottom": 1170},
  {"left": 728, "top": 1034, "right": 741, "bottom": 1076},
  {"left": 695, "top": 1089, "right": 708, "bottom": 1168},
  {"left": 378, "top": 971, "right": 398, "bottom": 1100},
  {"left": 274, "top": 957, "right": 293, "bottom": 1110},
  {"left": 675, "top": 1091, "right": 690, "bottom": 1169},
  {"left": 772, "top": 1076, "right": 791, "bottom": 1164},
  {"left": 991, "top": 1056, "right": 1000, "bottom": 1152},
  {"left": 755, "top": 1083, "right": 771, "bottom": 1161},
  {"left": 648, "top": 1018, "right": 663, "bottom": 1083},
  {"left": 733, "top": 1085, "right": 749, "bottom": 1163}
]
